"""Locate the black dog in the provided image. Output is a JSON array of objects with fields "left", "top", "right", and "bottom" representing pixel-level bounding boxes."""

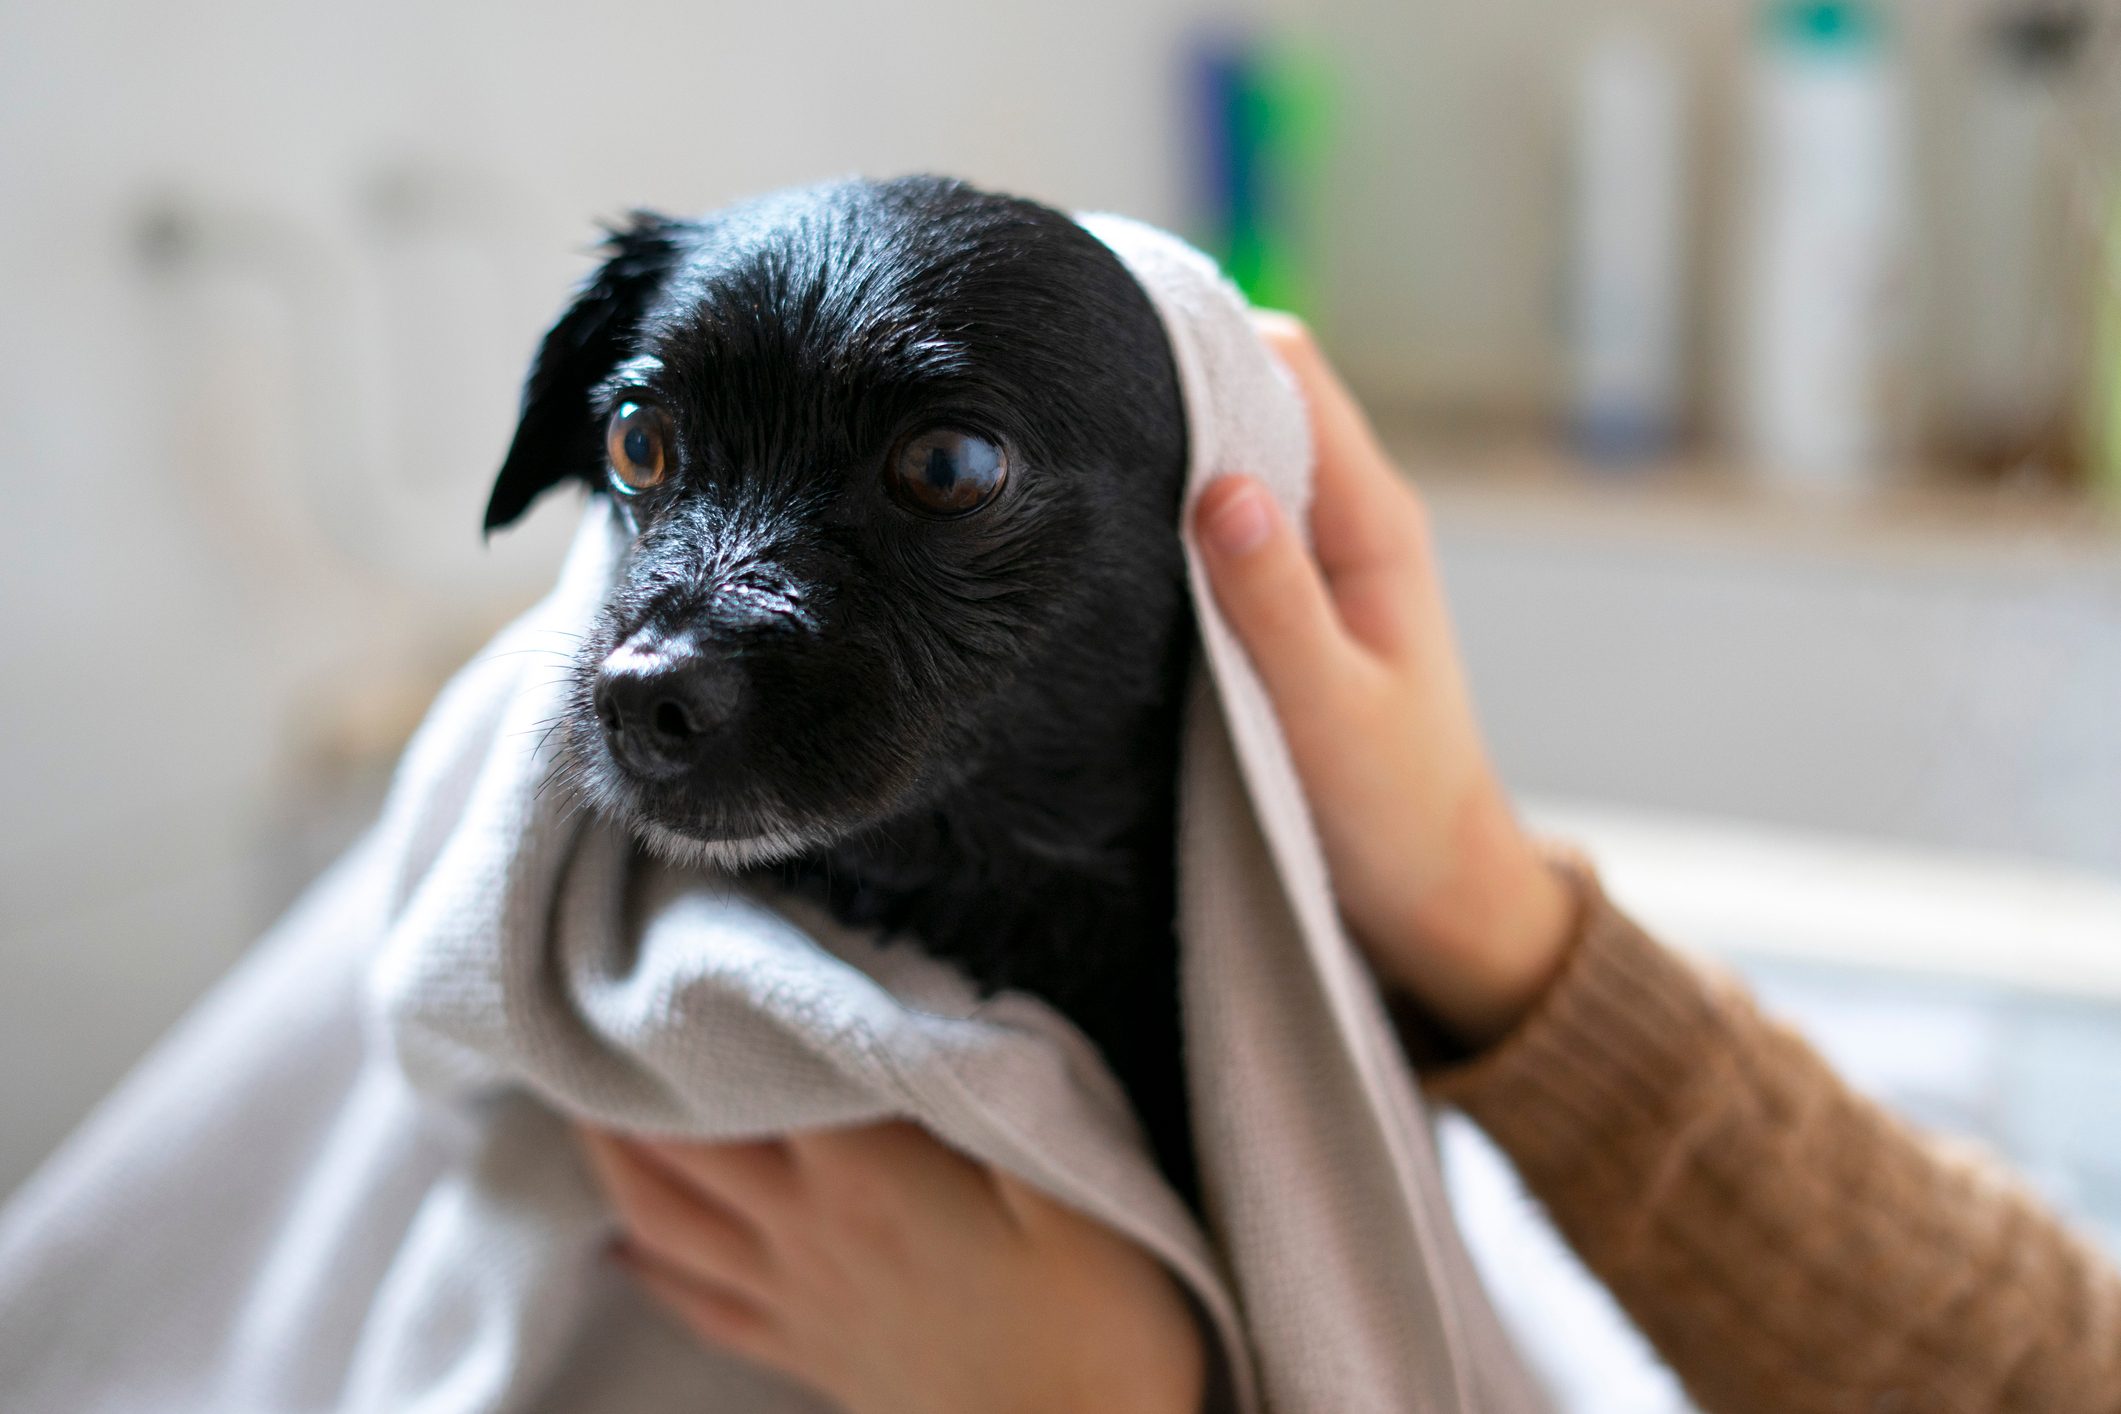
[{"left": 484, "top": 177, "right": 1197, "bottom": 1194}]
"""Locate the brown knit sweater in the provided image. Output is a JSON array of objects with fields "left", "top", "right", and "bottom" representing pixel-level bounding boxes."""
[{"left": 1425, "top": 863, "right": 2121, "bottom": 1414}]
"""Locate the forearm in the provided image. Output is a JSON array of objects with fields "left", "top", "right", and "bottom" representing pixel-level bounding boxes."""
[{"left": 1422, "top": 861, "right": 2121, "bottom": 1414}]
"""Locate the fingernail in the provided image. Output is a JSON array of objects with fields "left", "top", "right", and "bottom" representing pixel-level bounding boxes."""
[{"left": 1204, "top": 482, "right": 1273, "bottom": 556}]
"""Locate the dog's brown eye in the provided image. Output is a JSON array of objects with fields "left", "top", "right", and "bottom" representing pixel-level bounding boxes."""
[
  {"left": 606, "top": 400, "right": 674, "bottom": 493},
  {"left": 887, "top": 428, "right": 1008, "bottom": 517}
]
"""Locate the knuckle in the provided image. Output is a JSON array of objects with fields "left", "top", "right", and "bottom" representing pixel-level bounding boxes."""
[
  {"left": 1250, "top": 593, "right": 1311, "bottom": 645},
  {"left": 1236, "top": 564, "right": 1312, "bottom": 639},
  {"left": 1238, "top": 589, "right": 1315, "bottom": 661},
  {"left": 819, "top": 1167, "right": 898, "bottom": 1244}
]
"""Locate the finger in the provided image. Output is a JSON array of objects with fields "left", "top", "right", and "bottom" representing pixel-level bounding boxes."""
[
  {"left": 1252, "top": 310, "right": 1406, "bottom": 547},
  {"left": 1253, "top": 313, "right": 1431, "bottom": 651},
  {"left": 1194, "top": 475, "right": 1363, "bottom": 712},
  {"left": 789, "top": 1119, "right": 972, "bottom": 1177},
  {"left": 787, "top": 1121, "right": 1004, "bottom": 1227},
  {"left": 580, "top": 1131, "right": 775, "bottom": 1297},
  {"left": 624, "top": 1133, "right": 802, "bottom": 1224},
  {"left": 985, "top": 1167, "right": 1078, "bottom": 1237},
  {"left": 615, "top": 1241, "right": 786, "bottom": 1371}
]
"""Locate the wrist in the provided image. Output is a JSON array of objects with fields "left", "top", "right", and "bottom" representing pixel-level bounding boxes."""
[{"left": 1376, "top": 790, "right": 1576, "bottom": 1048}]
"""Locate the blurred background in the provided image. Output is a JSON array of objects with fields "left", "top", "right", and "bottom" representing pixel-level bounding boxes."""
[{"left": 3, "top": 0, "right": 2120, "bottom": 1406}]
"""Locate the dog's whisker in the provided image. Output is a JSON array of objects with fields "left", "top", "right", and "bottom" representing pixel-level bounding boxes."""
[{"left": 473, "top": 647, "right": 580, "bottom": 667}]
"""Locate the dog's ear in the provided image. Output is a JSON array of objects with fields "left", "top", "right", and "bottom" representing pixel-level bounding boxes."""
[{"left": 484, "top": 212, "right": 686, "bottom": 533}]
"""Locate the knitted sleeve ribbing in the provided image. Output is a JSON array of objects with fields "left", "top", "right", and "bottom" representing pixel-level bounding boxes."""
[{"left": 1423, "top": 861, "right": 2121, "bottom": 1414}]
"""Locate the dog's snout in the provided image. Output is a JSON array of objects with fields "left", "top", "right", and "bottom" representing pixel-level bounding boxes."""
[{"left": 593, "top": 630, "right": 743, "bottom": 780}]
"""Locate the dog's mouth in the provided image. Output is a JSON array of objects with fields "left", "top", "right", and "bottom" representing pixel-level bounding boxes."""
[
  {"left": 562, "top": 735, "right": 840, "bottom": 872},
  {"left": 631, "top": 815, "right": 835, "bottom": 872},
  {"left": 550, "top": 608, "right": 822, "bottom": 868},
  {"left": 557, "top": 668, "right": 912, "bottom": 875}
]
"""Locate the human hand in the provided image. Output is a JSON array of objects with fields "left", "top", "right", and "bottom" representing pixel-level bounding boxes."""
[
  {"left": 1194, "top": 315, "right": 1574, "bottom": 1046},
  {"left": 579, "top": 1122, "right": 1205, "bottom": 1414}
]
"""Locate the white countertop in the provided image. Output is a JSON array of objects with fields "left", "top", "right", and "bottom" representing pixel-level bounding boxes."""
[{"left": 1531, "top": 799, "right": 2121, "bottom": 1002}]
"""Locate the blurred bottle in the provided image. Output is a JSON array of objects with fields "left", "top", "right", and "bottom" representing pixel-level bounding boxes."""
[
  {"left": 2093, "top": 185, "right": 2121, "bottom": 508},
  {"left": 1734, "top": 0, "right": 1909, "bottom": 495},
  {"left": 1189, "top": 33, "right": 1333, "bottom": 317},
  {"left": 1954, "top": 2, "right": 2089, "bottom": 477},
  {"left": 1567, "top": 28, "right": 1687, "bottom": 466}
]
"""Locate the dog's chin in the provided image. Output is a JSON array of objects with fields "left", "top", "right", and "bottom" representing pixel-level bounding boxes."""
[
  {"left": 559, "top": 717, "right": 923, "bottom": 876},
  {"left": 589, "top": 772, "right": 853, "bottom": 874},
  {"left": 551, "top": 728, "right": 827, "bottom": 872},
  {"left": 631, "top": 818, "right": 833, "bottom": 873}
]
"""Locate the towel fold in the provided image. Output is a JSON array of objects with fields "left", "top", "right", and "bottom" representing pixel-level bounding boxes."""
[{"left": 0, "top": 214, "right": 1543, "bottom": 1414}]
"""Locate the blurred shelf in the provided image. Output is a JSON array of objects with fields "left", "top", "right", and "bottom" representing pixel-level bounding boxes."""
[{"left": 1381, "top": 425, "right": 2121, "bottom": 581}]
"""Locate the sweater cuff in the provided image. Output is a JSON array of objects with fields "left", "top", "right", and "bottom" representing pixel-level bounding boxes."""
[{"left": 1421, "top": 852, "right": 1737, "bottom": 1228}]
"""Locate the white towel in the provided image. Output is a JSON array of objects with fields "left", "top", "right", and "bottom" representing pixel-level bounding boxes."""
[{"left": 0, "top": 215, "right": 1545, "bottom": 1414}]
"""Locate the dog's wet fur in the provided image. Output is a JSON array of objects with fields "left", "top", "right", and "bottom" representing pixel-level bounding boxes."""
[{"left": 486, "top": 177, "right": 1196, "bottom": 1193}]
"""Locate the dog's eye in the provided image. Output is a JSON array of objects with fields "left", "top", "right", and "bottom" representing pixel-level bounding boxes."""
[
  {"left": 887, "top": 428, "right": 1008, "bottom": 517},
  {"left": 605, "top": 400, "right": 674, "bottom": 493}
]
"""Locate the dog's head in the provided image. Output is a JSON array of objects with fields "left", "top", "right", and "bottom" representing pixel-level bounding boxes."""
[{"left": 488, "top": 177, "right": 1190, "bottom": 870}]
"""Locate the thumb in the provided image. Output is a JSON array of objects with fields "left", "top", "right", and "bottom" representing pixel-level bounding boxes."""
[{"left": 1194, "top": 476, "right": 1357, "bottom": 711}]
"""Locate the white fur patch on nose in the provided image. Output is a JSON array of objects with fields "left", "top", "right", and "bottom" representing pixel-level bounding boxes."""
[{"left": 602, "top": 636, "right": 670, "bottom": 675}]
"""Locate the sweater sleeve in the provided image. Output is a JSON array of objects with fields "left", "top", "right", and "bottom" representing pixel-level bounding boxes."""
[{"left": 1422, "top": 859, "right": 2121, "bottom": 1414}]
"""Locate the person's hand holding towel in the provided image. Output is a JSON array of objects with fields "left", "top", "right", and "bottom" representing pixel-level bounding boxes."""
[
  {"left": 580, "top": 1123, "right": 1207, "bottom": 1414},
  {"left": 1195, "top": 315, "right": 1574, "bottom": 1048}
]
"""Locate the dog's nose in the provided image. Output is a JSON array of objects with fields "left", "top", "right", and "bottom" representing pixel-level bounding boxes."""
[{"left": 592, "top": 629, "right": 742, "bottom": 779}]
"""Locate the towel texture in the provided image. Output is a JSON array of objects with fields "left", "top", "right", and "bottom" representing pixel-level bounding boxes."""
[{"left": 0, "top": 215, "right": 1542, "bottom": 1414}]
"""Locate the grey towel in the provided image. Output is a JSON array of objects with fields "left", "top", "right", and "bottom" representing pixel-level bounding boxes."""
[{"left": 0, "top": 215, "right": 1544, "bottom": 1414}]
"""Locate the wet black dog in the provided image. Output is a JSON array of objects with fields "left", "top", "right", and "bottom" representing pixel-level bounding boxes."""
[{"left": 484, "top": 177, "right": 1197, "bottom": 1194}]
